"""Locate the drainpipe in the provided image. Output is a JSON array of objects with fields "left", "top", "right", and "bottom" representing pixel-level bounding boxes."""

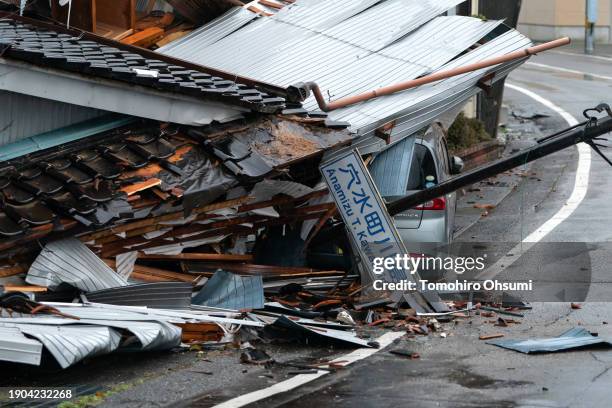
[{"left": 290, "top": 37, "right": 570, "bottom": 112}]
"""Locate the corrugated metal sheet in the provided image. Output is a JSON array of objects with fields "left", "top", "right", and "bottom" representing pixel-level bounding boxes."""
[
  {"left": 192, "top": 270, "right": 264, "bottom": 309},
  {"left": 86, "top": 282, "right": 193, "bottom": 310},
  {"left": 0, "top": 318, "right": 182, "bottom": 367},
  {"left": 116, "top": 251, "right": 138, "bottom": 279},
  {"left": 0, "top": 115, "right": 134, "bottom": 162},
  {"left": 370, "top": 135, "right": 416, "bottom": 196},
  {"left": 0, "top": 90, "right": 105, "bottom": 148},
  {"left": 249, "top": 180, "right": 314, "bottom": 201},
  {"left": 0, "top": 326, "right": 43, "bottom": 366},
  {"left": 136, "top": 0, "right": 171, "bottom": 12},
  {"left": 26, "top": 238, "right": 128, "bottom": 292},
  {"left": 488, "top": 327, "right": 612, "bottom": 354},
  {"left": 159, "top": 7, "right": 259, "bottom": 54},
  {"left": 0, "top": 322, "right": 121, "bottom": 369},
  {"left": 270, "top": 315, "right": 371, "bottom": 347},
  {"left": 40, "top": 302, "right": 264, "bottom": 327},
  {"left": 158, "top": 0, "right": 531, "bottom": 145}
]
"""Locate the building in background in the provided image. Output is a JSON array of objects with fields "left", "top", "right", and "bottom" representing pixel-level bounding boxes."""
[{"left": 519, "top": 0, "right": 612, "bottom": 44}]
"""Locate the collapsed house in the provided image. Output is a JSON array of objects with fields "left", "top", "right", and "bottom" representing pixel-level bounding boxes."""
[{"left": 0, "top": 0, "right": 541, "bottom": 369}]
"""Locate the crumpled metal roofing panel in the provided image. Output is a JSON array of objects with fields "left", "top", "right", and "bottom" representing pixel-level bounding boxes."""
[
  {"left": 338, "top": 29, "right": 532, "bottom": 143},
  {"left": 167, "top": 0, "right": 464, "bottom": 86},
  {"left": 26, "top": 238, "right": 128, "bottom": 292},
  {"left": 319, "top": 0, "right": 466, "bottom": 52},
  {"left": 272, "top": 0, "right": 383, "bottom": 30},
  {"left": 0, "top": 326, "right": 43, "bottom": 365},
  {"left": 35, "top": 302, "right": 264, "bottom": 327},
  {"left": 300, "top": 17, "right": 503, "bottom": 111},
  {"left": 192, "top": 270, "right": 264, "bottom": 310},
  {"left": 487, "top": 327, "right": 612, "bottom": 354},
  {"left": 370, "top": 135, "right": 416, "bottom": 197},
  {"left": 86, "top": 282, "right": 193, "bottom": 310},
  {"left": 0, "top": 322, "right": 121, "bottom": 369},
  {"left": 157, "top": 0, "right": 524, "bottom": 144}
]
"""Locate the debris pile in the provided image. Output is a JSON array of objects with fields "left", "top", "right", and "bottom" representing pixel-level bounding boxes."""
[{"left": 3, "top": 0, "right": 600, "bottom": 372}]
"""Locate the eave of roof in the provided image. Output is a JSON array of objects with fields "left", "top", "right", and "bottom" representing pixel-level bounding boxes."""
[{"left": 0, "top": 12, "right": 289, "bottom": 122}]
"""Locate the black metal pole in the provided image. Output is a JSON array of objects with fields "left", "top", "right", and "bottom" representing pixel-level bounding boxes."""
[{"left": 387, "top": 117, "right": 612, "bottom": 216}]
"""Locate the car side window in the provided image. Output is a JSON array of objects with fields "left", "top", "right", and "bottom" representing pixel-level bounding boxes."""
[
  {"left": 407, "top": 144, "right": 437, "bottom": 191},
  {"left": 439, "top": 138, "right": 451, "bottom": 175}
]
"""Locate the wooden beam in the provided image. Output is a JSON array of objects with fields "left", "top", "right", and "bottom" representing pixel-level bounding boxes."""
[
  {"left": 121, "top": 27, "right": 164, "bottom": 47},
  {"left": 138, "top": 253, "right": 253, "bottom": 262}
]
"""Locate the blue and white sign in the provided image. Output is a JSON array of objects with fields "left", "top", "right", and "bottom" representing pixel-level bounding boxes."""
[{"left": 320, "top": 149, "right": 413, "bottom": 286}]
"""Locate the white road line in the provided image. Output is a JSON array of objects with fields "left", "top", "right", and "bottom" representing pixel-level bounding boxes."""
[
  {"left": 477, "top": 83, "right": 590, "bottom": 280},
  {"left": 525, "top": 61, "right": 612, "bottom": 82},
  {"left": 549, "top": 50, "right": 612, "bottom": 63},
  {"left": 213, "top": 331, "right": 405, "bottom": 408}
]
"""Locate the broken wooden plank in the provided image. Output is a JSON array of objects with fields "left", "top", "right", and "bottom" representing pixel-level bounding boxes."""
[
  {"left": 156, "top": 30, "right": 191, "bottom": 48},
  {"left": 78, "top": 196, "right": 252, "bottom": 243},
  {"left": 0, "top": 264, "right": 28, "bottom": 278},
  {"left": 175, "top": 322, "right": 224, "bottom": 343},
  {"left": 104, "top": 259, "right": 198, "bottom": 283},
  {"left": 120, "top": 178, "right": 162, "bottom": 196},
  {"left": 121, "top": 27, "right": 164, "bottom": 47},
  {"left": 479, "top": 333, "right": 505, "bottom": 340},
  {"left": 3, "top": 285, "right": 48, "bottom": 293},
  {"left": 138, "top": 253, "right": 253, "bottom": 262}
]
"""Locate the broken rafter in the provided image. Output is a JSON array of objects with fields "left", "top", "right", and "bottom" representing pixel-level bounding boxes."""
[
  {"left": 104, "top": 259, "right": 198, "bottom": 283},
  {"left": 121, "top": 178, "right": 162, "bottom": 196},
  {"left": 183, "top": 262, "right": 342, "bottom": 279},
  {"left": 138, "top": 253, "right": 253, "bottom": 262},
  {"left": 78, "top": 196, "right": 252, "bottom": 243}
]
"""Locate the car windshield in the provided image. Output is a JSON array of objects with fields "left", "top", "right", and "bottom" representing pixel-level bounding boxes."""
[{"left": 407, "top": 144, "right": 437, "bottom": 190}]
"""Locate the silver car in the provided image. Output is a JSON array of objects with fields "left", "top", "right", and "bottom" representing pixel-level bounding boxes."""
[{"left": 372, "top": 124, "right": 463, "bottom": 247}]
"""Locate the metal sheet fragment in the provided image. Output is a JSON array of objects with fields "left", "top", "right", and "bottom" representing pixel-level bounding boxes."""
[
  {"left": 192, "top": 270, "right": 264, "bottom": 310},
  {"left": 487, "top": 328, "right": 612, "bottom": 354},
  {"left": 26, "top": 238, "right": 128, "bottom": 292}
]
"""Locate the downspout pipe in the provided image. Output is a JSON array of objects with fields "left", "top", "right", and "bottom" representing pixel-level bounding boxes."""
[{"left": 289, "top": 37, "right": 571, "bottom": 112}]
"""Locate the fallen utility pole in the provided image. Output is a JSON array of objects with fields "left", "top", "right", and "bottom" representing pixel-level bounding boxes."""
[{"left": 387, "top": 104, "right": 612, "bottom": 216}]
